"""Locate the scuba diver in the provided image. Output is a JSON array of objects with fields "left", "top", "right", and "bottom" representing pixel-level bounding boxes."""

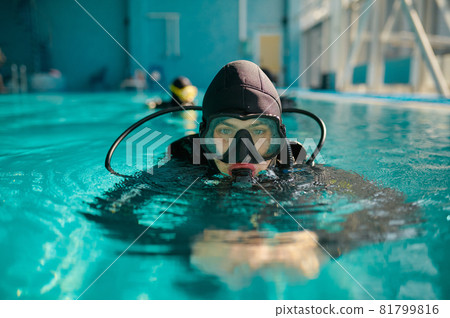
[
  {"left": 107, "top": 60, "right": 324, "bottom": 182},
  {"left": 145, "top": 75, "right": 199, "bottom": 122},
  {"left": 85, "top": 60, "right": 418, "bottom": 297},
  {"left": 145, "top": 76, "right": 198, "bottom": 109}
]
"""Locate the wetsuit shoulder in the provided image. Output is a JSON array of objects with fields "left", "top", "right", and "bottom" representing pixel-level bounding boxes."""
[{"left": 169, "top": 134, "right": 209, "bottom": 165}]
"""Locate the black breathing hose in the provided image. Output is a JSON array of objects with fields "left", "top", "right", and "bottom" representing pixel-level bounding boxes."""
[
  {"left": 105, "top": 106, "right": 326, "bottom": 177},
  {"left": 105, "top": 106, "right": 202, "bottom": 178},
  {"left": 282, "top": 108, "right": 327, "bottom": 165}
]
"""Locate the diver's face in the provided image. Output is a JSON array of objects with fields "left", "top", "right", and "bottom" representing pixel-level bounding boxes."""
[{"left": 212, "top": 118, "right": 274, "bottom": 176}]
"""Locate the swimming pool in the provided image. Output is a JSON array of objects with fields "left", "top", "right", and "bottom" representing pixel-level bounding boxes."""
[{"left": 0, "top": 92, "right": 448, "bottom": 300}]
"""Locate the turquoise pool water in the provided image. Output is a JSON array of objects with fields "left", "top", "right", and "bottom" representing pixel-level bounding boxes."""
[{"left": 0, "top": 92, "right": 449, "bottom": 300}]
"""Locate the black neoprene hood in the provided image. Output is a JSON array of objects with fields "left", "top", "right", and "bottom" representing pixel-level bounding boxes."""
[
  {"left": 201, "top": 60, "right": 283, "bottom": 126},
  {"left": 172, "top": 76, "right": 192, "bottom": 89}
]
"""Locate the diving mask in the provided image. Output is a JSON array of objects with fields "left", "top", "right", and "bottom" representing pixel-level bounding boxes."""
[{"left": 199, "top": 114, "right": 286, "bottom": 164}]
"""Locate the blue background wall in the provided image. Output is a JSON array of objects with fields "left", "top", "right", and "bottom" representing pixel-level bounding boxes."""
[
  {"left": 0, "top": 0, "right": 128, "bottom": 91},
  {"left": 1, "top": 0, "right": 442, "bottom": 93},
  {"left": 284, "top": 0, "right": 300, "bottom": 87},
  {"left": 1, "top": 0, "right": 299, "bottom": 91},
  {"left": 0, "top": 1, "right": 35, "bottom": 71},
  {"left": 128, "top": 0, "right": 242, "bottom": 89}
]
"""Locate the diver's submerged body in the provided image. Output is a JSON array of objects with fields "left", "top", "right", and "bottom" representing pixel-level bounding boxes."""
[{"left": 87, "top": 160, "right": 418, "bottom": 289}]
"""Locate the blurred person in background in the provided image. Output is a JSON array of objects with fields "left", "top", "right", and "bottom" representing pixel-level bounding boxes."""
[
  {"left": 120, "top": 69, "right": 147, "bottom": 93},
  {"left": 145, "top": 76, "right": 198, "bottom": 109},
  {"left": 0, "top": 48, "right": 6, "bottom": 93},
  {"left": 146, "top": 76, "right": 199, "bottom": 122}
]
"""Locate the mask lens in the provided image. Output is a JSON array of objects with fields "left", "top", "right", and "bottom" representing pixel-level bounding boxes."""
[{"left": 202, "top": 116, "right": 282, "bottom": 159}]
